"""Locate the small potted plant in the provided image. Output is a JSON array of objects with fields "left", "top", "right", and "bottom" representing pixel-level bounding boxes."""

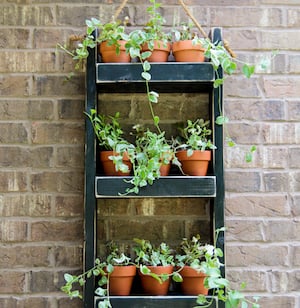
[
  {"left": 133, "top": 238, "right": 182, "bottom": 295},
  {"left": 174, "top": 118, "right": 216, "bottom": 176},
  {"left": 61, "top": 241, "right": 136, "bottom": 307},
  {"left": 141, "top": 0, "right": 172, "bottom": 62},
  {"left": 85, "top": 109, "right": 135, "bottom": 176},
  {"left": 176, "top": 234, "right": 211, "bottom": 296},
  {"left": 123, "top": 125, "right": 180, "bottom": 195},
  {"left": 172, "top": 22, "right": 205, "bottom": 62}
]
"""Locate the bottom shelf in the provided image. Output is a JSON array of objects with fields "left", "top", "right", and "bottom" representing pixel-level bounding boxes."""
[{"left": 95, "top": 296, "right": 218, "bottom": 308}]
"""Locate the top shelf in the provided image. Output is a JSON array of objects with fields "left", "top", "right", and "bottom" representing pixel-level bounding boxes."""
[{"left": 96, "top": 62, "right": 215, "bottom": 93}]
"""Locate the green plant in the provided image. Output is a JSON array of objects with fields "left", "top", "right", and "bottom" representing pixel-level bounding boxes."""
[
  {"left": 174, "top": 118, "right": 216, "bottom": 156},
  {"left": 133, "top": 238, "right": 182, "bottom": 284},
  {"left": 61, "top": 242, "right": 134, "bottom": 308},
  {"left": 176, "top": 229, "right": 260, "bottom": 308},
  {"left": 173, "top": 22, "right": 198, "bottom": 41},
  {"left": 85, "top": 110, "right": 135, "bottom": 174},
  {"left": 144, "top": 0, "right": 171, "bottom": 47},
  {"left": 57, "top": 18, "right": 128, "bottom": 69},
  {"left": 122, "top": 125, "right": 179, "bottom": 195}
]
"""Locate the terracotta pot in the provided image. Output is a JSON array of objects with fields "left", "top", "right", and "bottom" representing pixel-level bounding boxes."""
[
  {"left": 159, "top": 162, "right": 171, "bottom": 176},
  {"left": 99, "top": 40, "right": 130, "bottom": 63},
  {"left": 180, "top": 266, "right": 208, "bottom": 295},
  {"left": 172, "top": 40, "right": 205, "bottom": 62},
  {"left": 175, "top": 150, "right": 211, "bottom": 176},
  {"left": 100, "top": 151, "right": 132, "bottom": 176},
  {"left": 139, "top": 265, "right": 173, "bottom": 295},
  {"left": 109, "top": 265, "right": 137, "bottom": 296},
  {"left": 142, "top": 40, "right": 171, "bottom": 62}
]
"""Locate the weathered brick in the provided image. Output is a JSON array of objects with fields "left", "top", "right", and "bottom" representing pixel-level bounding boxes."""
[
  {"left": 0, "top": 220, "right": 28, "bottom": 242},
  {"left": 226, "top": 244, "right": 289, "bottom": 267},
  {"left": 261, "top": 123, "right": 297, "bottom": 144},
  {"left": 263, "top": 172, "right": 289, "bottom": 192},
  {"left": 0, "top": 51, "right": 56, "bottom": 73},
  {"left": 54, "top": 195, "right": 84, "bottom": 217},
  {"left": 225, "top": 194, "right": 290, "bottom": 217},
  {"left": 224, "top": 76, "right": 261, "bottom": 98},
  {"left": 291, "top": 194, "right": 300, "bottom": 217},
  {"left": 227, "top": 123, "right": 261, "bottom": 144},
  {"left": 56, "top": 5, "right": 100, "bottom": 27},
  {"left": 30, "top": 171, "right": 84, "bottom": 193},
  {"left": 58, "top": 99, "right": 84, "bottom": 119},
  {"left": 289, "top": 147, "right": 300, "bottom": 168},
  {"left": 226, "top": 269, "right": 268, "bottom": 292},
  {"left": 0, "top": 5, "right": 55, "bottom": 26},
  {"left": 31, "top": 220, "right": 83, "bottom": 241},
  {"left": 225, "top": 145, "right": 262, "bottom": 169},
  {"left": 0, "top": 194, "right": 52, "bottom": 217},
  {"left": 0, "top": 271, "right": 26, "bottom": 293},
  {"left": 225, "top": 99, "right": 285, "bottom": 121},
  {"left": 56, "top": 146, "right": 84, "bottom": 168},
  {"left": 0, "top": 75, "right": 32, "bottom": 97},
  {"left": 31, "top": 122, "right": 84, "bottom": 144},
  {"left": 264, "top": 220, "right": 300, "bottom": 242},
  {"left": 30, "top": 271, "right": 57, "bottom": 292},
  {"left": 0, "top": 246, "right": 50, "bottom": 268},
  {"left": 0, "top": 171, "right": 27, "bottom": 192},
  {"left": 53, "top": 245, "right": 83, "bottom": 267},
  {"left": 257, "top": 296, "right": 296, "bottom": 308},
  {"left": 291, "top": 245, "right": 300, "bottom": 266},
  {"left": 226, "top": 220, "right": 265, "bottom": 242},
  {"left": 225, "top": 171, "right": 261, "bottom": 193},
  {"left": 211, "top": 8, "right": 283, "bottom": 27},
  {"left": 0, "top": 28, "right": 31, "bottom": 49},
  {"left": 33, "top": 75, "right": 85, "bottom": 97},
  {"left": 270, "top": 270, "right": 300, "bottom": 293},
  {"left": 263, "top": 77, "right": 300, "bottom": 98},
  {"left": 262, "top": 146, "right": 288, "bottom": 169},
  {"left": 287, "top": 100, "right": 300, "bottom": 120},
  {"left": 289, "top": 171, "right": 300, "bottom": 192}
]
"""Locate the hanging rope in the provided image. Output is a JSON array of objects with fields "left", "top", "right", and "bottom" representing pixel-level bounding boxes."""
[
  {"left": 113, "top": 0, "right": 129, "bottom": 21},
  {"left": 178, "top": 0, "right": 236, "bottom": 58}
]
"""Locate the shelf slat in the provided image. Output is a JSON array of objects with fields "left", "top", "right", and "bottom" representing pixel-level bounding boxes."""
[
  {"left": 95, "top": 295, "right": 218, "bottom": 308},
  {"left": 96, "top": 62, "right": 215, "bottom": 83},
  {"left": 95, "top": 176, "right": 216, "bottom": 198}
]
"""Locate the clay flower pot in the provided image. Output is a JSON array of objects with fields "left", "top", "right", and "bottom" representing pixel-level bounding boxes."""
[
  {"left": 100, "top": 151, "right": 132, "bottom": 176},
  {"left": 175, "top": 150, "right": 211, "bottom": 176},
  {"left": 172, "top": 40, "right": 205, "bottom": 62},
  {"left": 109, "top": 265, "right": 137, "bottom": 296},
  {"left": 180, "top": 266, "right": 208, "bottom": 295},
  {"left": 99, "top": 40, "right": 130, "bottom": 63},
  {"left": 142, "top": 40, "right": 171, "bottom": 62},
  {"left": 139, "top": 265, "right": 173, "bottom": 295}
]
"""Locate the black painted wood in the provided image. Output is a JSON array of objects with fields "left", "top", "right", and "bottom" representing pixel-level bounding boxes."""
[
  {"left": 96, "top": 176, "right": 216, "bottom": 197},
  {"left": 84, "top": 27, "right": 225, "bottom": 308},
  {"left": 95, "top": 296, "right": 218, "bottom": 308}
]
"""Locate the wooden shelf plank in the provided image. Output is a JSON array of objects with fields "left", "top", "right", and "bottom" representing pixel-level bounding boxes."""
[
  {"left": 95, "top": 295, "right": 218, "bottom": 307},
  {"left": 95, "top": 176, "right": 216, "bottom": 198}
]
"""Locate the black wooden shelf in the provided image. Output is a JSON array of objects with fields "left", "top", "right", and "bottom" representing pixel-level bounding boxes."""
[
  {"left": 84, "top": 27, "right": 225, "bottom": 308},
  {"left": 96, "top": 62, "right": 215, "bottom": 93},
  {"left": 95, "top": 176, "right": 216, "bottom": 198},
  {"left": 95, "top": 295, "right": 218, "bottom": 308}
]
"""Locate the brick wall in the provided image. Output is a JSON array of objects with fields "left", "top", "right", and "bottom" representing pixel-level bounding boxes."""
[{"left": 0, "top": 0, "right": 299, "bottom": 307}]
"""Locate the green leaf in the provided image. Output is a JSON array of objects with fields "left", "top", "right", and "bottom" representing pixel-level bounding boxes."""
[
  {"left": 141, "top": 51, "right": 152, "bottom": 60},
  {"left": 242, "top": 64, "right": 255, "bottom": 78},
  {"left": 172, "top": 272, "right": 183, "bottom": 282},
  {"left": 215, "top": 115, "right": 228, "bottom": 125},
  {"left": 64, "top": 273, "right": 74, "bottom": 283},
  {"left": 143, "top": 60, "right": 151, "bottom": 71},
  {"left": 141, "top": 72, "right": 151, "bottom": 81}
]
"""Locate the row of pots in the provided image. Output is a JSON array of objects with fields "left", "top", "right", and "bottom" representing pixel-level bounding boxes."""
[
  {"left": 101, "top": 149, "right": 211, "bottom": 177},
  {"left": 100, "top": 39, "right": 205, "bottom": 63},
  {"left": 109, "top": 265, "right": 208, "bottom": 296}
]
